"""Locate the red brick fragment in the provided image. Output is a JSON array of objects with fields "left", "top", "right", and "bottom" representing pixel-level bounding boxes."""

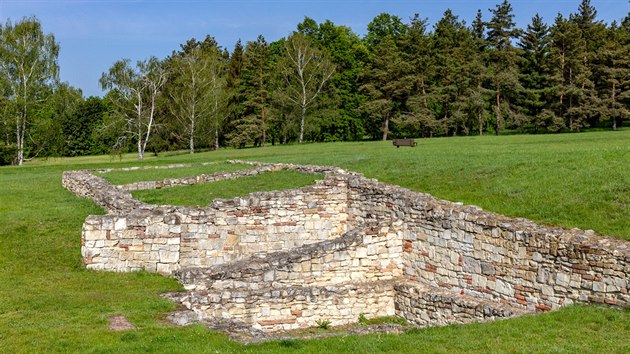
[
  {"left": 403, "top": 240, "right": 413, "bottom": 253},
  {"left": 535, "top": 304, "right": 552, "bottom": 312}
]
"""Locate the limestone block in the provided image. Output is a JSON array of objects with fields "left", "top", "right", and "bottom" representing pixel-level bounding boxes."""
[
  {"left": 159, "top": 250, "right": 179, "bottom": 263},
  {"left": 111, "top": 218, "right": 125, "bottom": 231},
  {"left": 592, "top": 281, "right": 606, "bottom": 292},
  {"left": 556, "top": 272, "right": 571, "bottom": 287},
  {"left": 462, "top": 256, "right": 481, "bottom": 274},
  {"left": 153, "top": 263, "right": 172, "bottom": 274},
  {"left": 84, "top": 230, "right": 107, "bottom": 241}
]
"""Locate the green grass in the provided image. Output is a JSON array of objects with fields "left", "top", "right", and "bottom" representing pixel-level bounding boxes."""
[
  {"left": 1, "top": 130, "right": 630, "bottom": 352},
  {"left": 358, "top": 314, "right": 408, "bottom": 327},
  {"left": 132, "top": 170, "right": 324, "bottom": 206},
  {"left": 97, "top": 162, "right": 250, "bottom": 185}
]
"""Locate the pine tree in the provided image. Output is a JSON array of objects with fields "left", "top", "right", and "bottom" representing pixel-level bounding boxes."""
[
  {"left": 360, "top": 37, "right": 412, "bottom": 140},
  {"left": 518, "top": 14, "right": 562, "bottom": 131},
  {"left": 430, "top": 10, "right": 467, "bottom": 135},
  {"left": 596, "top": 20, "right": 630, "bottom": 129},
  {"left": 472, "top": 9, "right": 485, "bottom": 41},
  {"left": 567, "top": 0, "right": 606, "bottom": 129},
  {"left": 227, "top": 35, "right": 271, "bottom": 147},
  {"left": 468, "top": 10, "right": 493, "bottom": 135},
  {"left": 396, "top": 14, "right": 438, "bottom": 137},
  {"left": 224, "top": 40, "right": 246, "bottom": 147},
  {"left": 486, "top": 0, "right": 523, "bottom": 135}
]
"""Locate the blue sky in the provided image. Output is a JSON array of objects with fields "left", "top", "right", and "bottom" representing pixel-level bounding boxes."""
[{"left": 1, "top": 0, "right": 628, "bottom": 97}]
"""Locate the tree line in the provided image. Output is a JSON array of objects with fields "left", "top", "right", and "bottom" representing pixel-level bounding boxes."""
[{"left": 0, "top": 0, "right": 628, "bottom": 164}]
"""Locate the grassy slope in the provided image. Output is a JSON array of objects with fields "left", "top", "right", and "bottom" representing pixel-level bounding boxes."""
[{"left": 1, "top": 131, "right": 629, "bottom": 352}]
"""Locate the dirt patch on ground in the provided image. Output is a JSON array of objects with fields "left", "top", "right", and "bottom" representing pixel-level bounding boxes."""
[{"left": 108, "top": 315, "right": 135, "bottom": 331}]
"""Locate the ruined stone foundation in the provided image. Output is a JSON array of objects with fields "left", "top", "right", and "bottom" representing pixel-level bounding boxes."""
[{"left": 63, "top": 161, "right": 630, "bottom": 336}]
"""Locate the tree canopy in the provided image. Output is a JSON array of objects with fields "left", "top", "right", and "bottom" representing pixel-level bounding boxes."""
[{"left": 1, "top": 1, "right": 628, "bottom": 164}]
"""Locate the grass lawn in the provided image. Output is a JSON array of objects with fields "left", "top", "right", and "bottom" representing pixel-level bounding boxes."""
[
  {"left": 1, "top": 130, "right": 630, "bottom": 352},
  {"left": 96, "top": 162, "right": 251, "bottom": 185},
  {"left": 132, "top": 170, "right": 324, "bottom": 206}
]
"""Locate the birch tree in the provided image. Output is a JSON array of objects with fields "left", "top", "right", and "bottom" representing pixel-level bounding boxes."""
[
  {"left": 167, "top": 37, "right": 224, "bottom": 153},
  {"left": 0, "top": 17, "right": 59, "bottom": 165},
  {"left": 100, "top": 56, "right": 167, "bottom": 160},
  {"left": 281, "top": 33, "right": 335, "bottom": 143}
]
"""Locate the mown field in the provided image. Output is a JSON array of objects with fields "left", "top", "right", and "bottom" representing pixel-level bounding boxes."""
[{"left": 1, "top": 131, "right": 630, "bottom": 353}]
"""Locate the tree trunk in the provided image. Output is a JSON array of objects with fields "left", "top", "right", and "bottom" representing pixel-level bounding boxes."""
[
  {"left": 569, "top": 67, "right": 574, "bottom": 131},
  {"left": 612, "top": 82, "right": 617, "bottom": 130},
  {"left": 382, "top": 114, "right": 389, "bottom": 141},
  {"left": 16, "top": 83, "right": 28, "bottom": 166},
  {"left": 137, "top": 136, "right": 144, "bottom": 161},
  {"left": 479, "top": 111, "right": 483, "bottom": 136},
  {"left": 559, "top": 51, "right": 565, "bottom": 120},
  {"left": 189, "top": 128, "right": 195, "bottom": 154},
  {"left": 141, "top": 93, "right": 156, "bottom": 158},
  {"left": 213, "top": 95, "right": 220, "bottom": 150},
  {"left": 299, "top": 104, "right": 306, "bottom": 144},
  {"left": 16, "top": 119, "right": 24, "bottom": 166},
  {"left": 495, "top": 82, "right": 501, "bottom": 136},
  {"left": 190, "top": 99, "right": 196, "bottom": 154},
  {"left": 421, "top": 77, "right": 428, "bottom": 109},
  {"left": 16, "top": 113, "right": 24, "bottom": 166},
  {"left": 261, "top": 105, "right": 266, "bottom": 147}
]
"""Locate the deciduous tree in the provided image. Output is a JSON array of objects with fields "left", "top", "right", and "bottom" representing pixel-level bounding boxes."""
[
  {"left": 280, "top": 33, "right": 335, "bottom": 143},
  {"left": 0, "top": 17, "right": 59, "bottom": 165},
  {"left": 100, "top": 57, "right": 167, "bottom": 160}
]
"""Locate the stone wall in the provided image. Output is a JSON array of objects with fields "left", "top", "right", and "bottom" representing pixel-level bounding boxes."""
[
  {"left": 346, "top": 177, "right": 630, "bottom": 311},
  {"left": 174, "top": 224, "right": 404, "bottom": 291},
  {"left": 64, "top": 160, "right": 630, "bottom": 337},
  {"left": 75, "top": 172, "right": 351, "bottom": 274},
  {"left": 168, "top": 225, "right": 403, "bottom": 331},
  {"left": 394, "top": 282, "right": 529, "bottom": 327},
  {"left": 167, "top": 282, "right": 396, "bottom": 332}
]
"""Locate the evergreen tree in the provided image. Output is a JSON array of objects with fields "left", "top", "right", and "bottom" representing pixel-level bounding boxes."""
[
  {"left": 396, "top": 14, "right": 438, "bottom": 137},
  {"left": 472, "top": 9, "right": 485, "bottom": 41},
  {"left": 567, "top": 0, "right": 606, "bottom": 129},
  {"left": 518, "top": 14, "right": 563, "bottom": 131},
  {"left": 468, "top": 11, "right": 493, "bottom": 135},
  {"left": 360, "top": 37, "right": 412, "bottom": 140},
  {"left": 486, "top": 0, "right": 523, "bottom": 134},
  {"left": 549, "top": 14, "right": 594, "bottom": 131},
  {"left": 227, "top": 35, "right": 272, "bottom": 147},
  {"left": 35, "top": 82, "right": 83, "bottom": 156},
  {"left": 596, "top": 19, "right": 630, "bottom": 129},
  {"left": 61, "top": 96, "right": 110, "bottom": 156},
  {"left": 224, "top": 40, "right": 246, "bottom": 147}
]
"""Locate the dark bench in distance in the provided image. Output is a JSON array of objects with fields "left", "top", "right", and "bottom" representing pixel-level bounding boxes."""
[{"left": 392, "top": 138, "right": 417, "bottom": 148}]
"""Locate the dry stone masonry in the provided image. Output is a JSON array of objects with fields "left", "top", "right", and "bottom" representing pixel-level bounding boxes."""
[{"left": 63, "top": 161, "right": 630, "bottom": 338}]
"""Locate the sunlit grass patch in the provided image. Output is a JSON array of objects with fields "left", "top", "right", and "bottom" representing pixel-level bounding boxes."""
[
  {"left": 2, "top": 130, "right": 630, "bottom": 352},
  {"left": 131, "top": 170, "right": 324, "bottom": 206},
  {"left": 96, "top": 162, "right": 250, "bottom": 185}
]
